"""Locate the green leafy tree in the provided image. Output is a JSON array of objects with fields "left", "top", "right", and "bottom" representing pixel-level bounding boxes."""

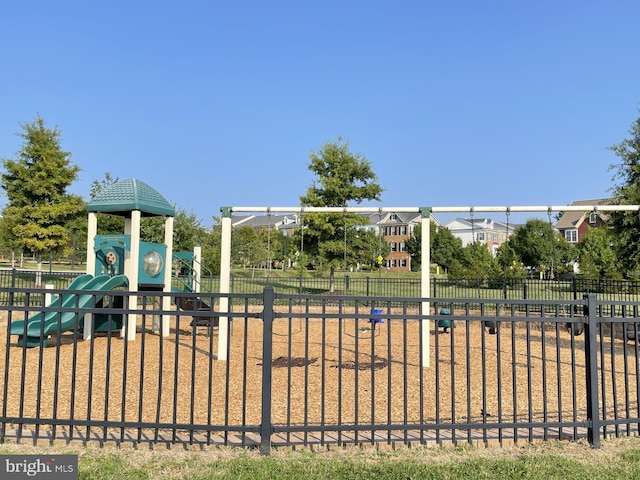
[
  {"left": 577, "top": 226, "right": 619, "bottom": 279},
  {"left": 200, "top": 221, "right": 221, "bottom": 276},
  {"left": 0, "top": 116, "right": 85, "bottom": 269},
  {"left": 495, "top": 241, "right": 527, "bottom": 280},
  {"left": 508, "top": 219, "right": 572, "bottom": 278},
  {"left": 140, "top": 209, "right": 208, "bottom": 252},
  {"left": 232, "top": 226, "right": 266, "bottom": 269},
  {"left": 608, "top": 111, "right": 640, "bottom": 277},
  {"left": 432, "top": 225, "right": 463, "bottom": 274},
  {"left": 404, "top": 223, "right": 422, "bottom": 271},
  {"left": 299, "top": 137, "right": 383, "bottom": 273},
  {"left": 405, "top": 222, "right": 463, "bottom": 273},
  {"left": 448, "top": 242, "right": 497, "bottom": 283},
  {"left": 353, "top": 226, "right": 385, "bottom": 271}
]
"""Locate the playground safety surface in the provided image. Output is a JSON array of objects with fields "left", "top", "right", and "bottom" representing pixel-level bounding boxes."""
[{"left": 0, "top": 308, "right": 637, "bottom": 448}]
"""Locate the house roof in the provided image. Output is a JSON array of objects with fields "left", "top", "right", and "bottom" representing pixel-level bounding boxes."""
[
  {"left": 232, "top": 215, "right": 286, "bottom": 228},
  {"left": 230, "top": 211, "right": 437, "bottom": 231},
  {"left": 554, "top": 199, "right": 612, "bottom": 230},
  {"left": 87, "top": 178, "right": 175, "bottom": 217},
  {"left": 445, "top": 218, "right": 517, "bottom": 234}
]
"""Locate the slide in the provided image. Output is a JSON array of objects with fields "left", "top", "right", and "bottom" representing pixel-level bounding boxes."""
[
  {"left": 173, "top": 284, "right": 218, "bottom": 329},
  {"left": 10, "top": 274, "right": 129, "bottom": 348}
]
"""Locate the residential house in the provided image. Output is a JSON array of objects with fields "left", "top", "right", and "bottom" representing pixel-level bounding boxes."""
[
  {"left": 554, "top": 199, "right": 611, "bottom": 244},
  {"left": 374, "top": 212, "right": 419, "bottom": 271},
  {"left": 374, "top": 211, "right": 444, "bottom": 272},
  {"left": 444, "top": 217, "right": 515, "bottom": 256}
]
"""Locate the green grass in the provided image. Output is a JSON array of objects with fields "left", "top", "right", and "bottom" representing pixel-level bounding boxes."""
[{"left": 3, "top": 437, "right": 640, "bottom": 479}]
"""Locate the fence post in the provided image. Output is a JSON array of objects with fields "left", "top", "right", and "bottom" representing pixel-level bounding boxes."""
[
  {"left": 584, "top": 293, "right": 601, "bottom": 448},
  {"left": 260, "top": 286, "right": 275, "bottom": 455}
]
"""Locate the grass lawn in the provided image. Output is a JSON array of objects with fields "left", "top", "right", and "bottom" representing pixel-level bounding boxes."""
[{"left": 2, "top": 437, "right": 640, "bottom": 479}]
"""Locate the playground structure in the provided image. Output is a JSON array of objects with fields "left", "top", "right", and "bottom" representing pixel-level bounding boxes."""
[
  {"left": 10, "top": 179, "right": 176, "bottom": 346},
  {"left": 85, "top": 178, "right": 177, "bottom": 341}
]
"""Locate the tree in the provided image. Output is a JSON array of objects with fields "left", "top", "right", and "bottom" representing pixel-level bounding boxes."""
[
  {"left": 577, "top": 226, "right": 619, "bottom": 279},
  {"left": 495, "top": 241, "right": 527, "bottom": 280},
  {"left": 608, "top": 110, "right": 640, "bottom": 277},
  {"left": 405, "top": 222, "right": 463, "bottom": 273},
  {"left": 431, "top": 224, "right": 463, "bottom": 274},
  {"left": 0, "top": 116, "right": 85, "bottom": 269},
  {"left": 299, "top": 138, "right": 383, "bottom": 273},
  {"left": 448, "top": 242, "right": 497, "bottom": 283},
  {"left": 404, "top": 222, "right": 423, "bottom": 271},
  {"left": 231, "top": 226, "right": 268, "bottom": 275},
  {"left": 140, "top": 209, "right": 208, "bottom": 253},
  {"left": 508, "top": 219, "right": 572, "bottom": 278},
  {"left": 200, "top": 220, "right": 222, "bottom": 276}
]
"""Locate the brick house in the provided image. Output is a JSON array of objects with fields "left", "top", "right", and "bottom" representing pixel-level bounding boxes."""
[
  {"left": 373, "top": 212, "right": 444, "bottom": 272},
  {"left": 554, "top": 199, "right": 611, "bottom": 244}
]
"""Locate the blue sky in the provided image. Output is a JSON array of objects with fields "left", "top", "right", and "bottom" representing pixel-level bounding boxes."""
[{"left": 1, "top": 1, "right": 639, "bottom": 227}]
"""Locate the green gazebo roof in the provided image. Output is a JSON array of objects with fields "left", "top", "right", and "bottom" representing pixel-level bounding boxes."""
[{"left": 87, "top": 179, "right": 175, "bottom": 217}]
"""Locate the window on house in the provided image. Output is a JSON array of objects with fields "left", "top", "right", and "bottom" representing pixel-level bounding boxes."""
[
  {"left": 391, "top": 242, "right": 397, "bottom": 252},
  {"left": 390, "top": 226, "right": 397, "bottom": 235},
  {"left": 476, "top": 232, "right": 485, "bottom": 242},
  {"left": 400, "top": 241, "right": 406, "bottom": 252},
  {"left": 589, "top": 212, "right": 597, "bottom": 224},
  {"left": 390, "top": 214, "right": 397, "bottom": 220},
  {"left": 400, "top": 259, "right": 407, "bottom": 268},
  {"left": 390, "top": 259, "right": 397, "bottom": 267},
  {"left": 565, "top": 229, "right": 578, "bottom": 243},
  {"left": 400, "top": 225, "right": 407, "bottom": 235}
]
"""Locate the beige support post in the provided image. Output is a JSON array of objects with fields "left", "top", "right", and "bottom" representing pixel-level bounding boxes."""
[
  {"left": 83, "top": 212, "right": 98, "bottom": 340},
  {"left": 161, "top": 215, "right": 174, "bottom": 337},
  {"left": 44, "top": 283, "right": 55, "bottom": 307},
  {"left": 124, "top": 210, "right": 141, "bottom": 341},
  {"left": 85, "top": 212, "right": 98, "bottom": 276},
  {"left": 420, "top": 207, "right": 431, "bottom": 368},
  {"left": 193, "top": 246, "right": 202, "bottom": 293},
  {"left": 217, "top": 209, "right": 232, "bottom": 361}
]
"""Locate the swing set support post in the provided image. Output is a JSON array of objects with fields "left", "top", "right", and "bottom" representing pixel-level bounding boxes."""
[
  {"left": 218, "top": 207, "right": 233, "bottom": 361},
  {"left": 420, "top": 207, "right": 432, "bottom": 368}
]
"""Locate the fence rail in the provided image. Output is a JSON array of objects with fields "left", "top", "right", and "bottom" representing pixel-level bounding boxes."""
[
  {"left": 1, "top": 283, "right": 640, "bottom": 453},
  {"left": 4, "top": 269, "right": 640, "bottom": 305}
]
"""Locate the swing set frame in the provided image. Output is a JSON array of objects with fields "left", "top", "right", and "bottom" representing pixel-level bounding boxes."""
[{"left": 217, "top": 204, "right": 640, "bottom": 366}]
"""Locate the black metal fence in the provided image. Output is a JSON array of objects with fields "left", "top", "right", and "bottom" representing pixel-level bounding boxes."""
[
  {"left": 228, "top": 274, "right": 640, "bottom": 299},
  {"left": 5, "top": 268, "right": 640, "bottom": 305},
  {"left": 1, "top": 284, "right": 640, "bottom": 454}
]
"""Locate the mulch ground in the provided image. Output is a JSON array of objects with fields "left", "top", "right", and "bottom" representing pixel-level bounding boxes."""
[{"left": 0, "top": 306, "right": 637, "bottom": 444}]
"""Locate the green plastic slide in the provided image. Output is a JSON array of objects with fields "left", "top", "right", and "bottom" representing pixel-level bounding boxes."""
[{"left": 10, "top": 274, "right": 129, "bottom": 348}]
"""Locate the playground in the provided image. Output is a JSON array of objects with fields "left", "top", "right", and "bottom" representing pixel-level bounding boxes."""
[{"left": 1, "top": 179, "right": 640, "bottom": 450}]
